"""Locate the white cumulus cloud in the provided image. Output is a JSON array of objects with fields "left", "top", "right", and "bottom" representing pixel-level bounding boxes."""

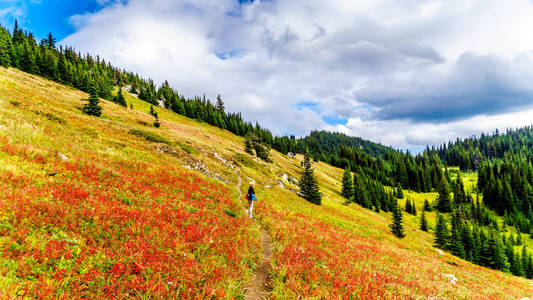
[{"left": 61, "top": 0, "right": 533, "bottom": 148}]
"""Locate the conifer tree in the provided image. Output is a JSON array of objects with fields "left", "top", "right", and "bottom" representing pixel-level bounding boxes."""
[
  {"left": 506, "top": 241, "right": 519, "bottom": 275},
  {"left": 405, "top": 197, "right": 412, "bottom": 213},
  {"left": 341, "top": 167, "right": 354, "bottom": 200},
  {"left": 450, "top": 211, "right": 466, "bottom": 258},
  {"left": 462, "top": 225, "right": 474, "bottom": 261},
  {"left": 253, "top": 140, "right": 271, "bottom": 162},
  {"left": 244, "top": 134, "right": 254, "bottom": 155},
  {"left": 396, "top": 185, "right": 404, "bottom": 199},
  {"left": 390, "top": 201, "right": 406, "bottom": 238},
  {"left": 488, "top": 234, "right": 509, "bottom": 272},
  {"left": 83, "top": 81, "right": 102, "bottom": 117},
  {"left": 423, "top": 198, "right": 431, "bottom": 211},
  {"left": 516, "top": 232, "right": 523, "bottom": 246},
  {"left": 46, "top": 32, "right": 56, "bottom": 48},
  {"left": 216, "top": 94, "right": 225, "bottom": 112},
  {"left": 299, "top": 151, "right": 322, "bottom": 205},
  {"left": 0, "top": 26, "right": 11, "bottom": 67},
  {"left": 453, "top": 170, "right": 466, "bottom": 204},
  {"left": 436, "top": 177, "right": 452, "bottom": 212},
  {"left": 522, "top": 246, "right": 531, "bottom": 278},
  {"left": 130, "top": 80, "right": 138, "bottom": 94},
  {"left": 434, "top": 214, "right": 449, "bottom": 249},
  {"left": 420, "top": 211, "right": 428, "bottom": 232},
  {"left": 115, "top": 87, "right": 127, "bottom": 107},
  {"left": 411, "top": 199, "right": 417, "bottom": 216},
  {"left": 153, "top": 112, "right": 161, "bottom": 128}
]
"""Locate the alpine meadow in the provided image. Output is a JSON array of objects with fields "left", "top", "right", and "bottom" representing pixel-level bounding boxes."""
[{"left": 1, "top": 1, "right": 533, "bottom": 299}]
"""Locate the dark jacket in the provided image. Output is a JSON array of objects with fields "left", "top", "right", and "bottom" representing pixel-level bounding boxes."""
[{"left": 247, "top": 186, "right": 255, "bottom": 201}]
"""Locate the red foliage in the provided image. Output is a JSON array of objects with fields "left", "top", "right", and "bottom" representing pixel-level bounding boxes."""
[{"left": 0, "top": 143, "right": 255, "bottom": 298}]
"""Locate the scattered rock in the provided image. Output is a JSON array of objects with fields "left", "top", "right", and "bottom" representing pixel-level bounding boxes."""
[
  {"left": 281, "top": 173, "right": 289, "bottom": 181},
  {"left": 277, "top": 180, "right": 285, "bottom": 188},
  {"left": 519, "top": 297, "right": 530, "bottom": 300},
  {"left": 155, "top": 145, "right": 180, "bottom": 156},
  {"left": 435, "top": 249, "right": 444, "bottom": 255},
  {"left": 287, "top": 152, "right": 295, "bottom": 158},
  {"left": 441, "top": 273, "right": 458, "bottom": 285},
  {"left": 183, "top": 159, "right": 229, "bottom": 183},
  {"left": 290, "top": 176, "right": 299, "bottom": 184},
  {"left": 57, "top": 153, "right": 69, "bottom": 161},
  {"left": 214, "top": 152, "right": 227, "bottom": 164},
  {"left": 264, "top": 185, "right": 271, "bottom": 188},
  {"left": 213, "top": 173, "right": 227, "bottom": 182}
]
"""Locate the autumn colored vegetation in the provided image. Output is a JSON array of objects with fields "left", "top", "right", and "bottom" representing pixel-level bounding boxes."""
[
  {"left": 0, "top": 68, "right": 258, "bottom": 298},
  {"left": 1, "top": 67, "right": 532, "bottom": 298}
]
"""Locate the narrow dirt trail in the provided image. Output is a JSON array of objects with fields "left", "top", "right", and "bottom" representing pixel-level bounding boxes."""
[
  {"left": 234, "top": 167, "right": 273, "bottom": 300},
  {"left": 245, "top": 228, "right": 273, "bottom": 300}
]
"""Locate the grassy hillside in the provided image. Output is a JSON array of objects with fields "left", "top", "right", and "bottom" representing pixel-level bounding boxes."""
[{"left": 0, "top": 68, "right": 532, "bottom": 298}]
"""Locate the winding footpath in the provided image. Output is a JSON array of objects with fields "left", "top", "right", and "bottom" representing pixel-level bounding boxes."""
[{"left": 235, "top": 168, "right": 273, "bottom": 300}]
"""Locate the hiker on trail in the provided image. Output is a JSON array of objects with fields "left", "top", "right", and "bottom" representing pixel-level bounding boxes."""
[{"left": 247, "top": 181, "right": 258, "bottom": 218}]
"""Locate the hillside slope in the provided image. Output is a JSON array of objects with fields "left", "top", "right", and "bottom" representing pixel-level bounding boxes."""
[{"left": 0, "top": 68, "right": 532, "bottom": 298}]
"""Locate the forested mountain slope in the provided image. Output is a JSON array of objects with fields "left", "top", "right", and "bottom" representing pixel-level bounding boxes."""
[{"left": 0, "top": 68, "right": 532, "bottom": 298}]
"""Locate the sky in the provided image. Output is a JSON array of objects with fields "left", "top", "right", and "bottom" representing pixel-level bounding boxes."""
[{"left": 3, "top": 0, "right": 533, "bottom": 150}]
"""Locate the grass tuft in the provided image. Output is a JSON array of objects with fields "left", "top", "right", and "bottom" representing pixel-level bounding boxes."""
[{"left": 129, "top": 129, "right": 170, "bottom": 144}]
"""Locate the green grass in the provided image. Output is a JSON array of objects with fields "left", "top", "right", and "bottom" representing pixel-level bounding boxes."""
[
  {"left": 129, "top": 129, "right": 170, "bottom": 144},
  {"left": 175, "top": 141, "right": 198, "bottom": 155}
]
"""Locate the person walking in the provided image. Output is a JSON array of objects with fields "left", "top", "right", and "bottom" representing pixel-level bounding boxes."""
[{"left": 247, "top": 181, "right": 257, "bottom": 218}]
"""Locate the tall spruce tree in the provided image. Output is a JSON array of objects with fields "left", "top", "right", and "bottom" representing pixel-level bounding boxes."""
[
  {"left": 453, "top": 171, "right": 466, "bottom": 204},
  {"left": 489, "top": 234, "right": 509, "bottom": 272},
  {"left": 341, "top": 167, "right": 354, "bottom": 200},
  {"left": 423, "top": 198, "right": 431, "bottom": 211},
  {"left": 46, "top": 32, "right": 56, "bottom": 48},
  {"left": 0, "top": 26, "right": 11, "bottom": 67},
  {"left": 449, "top": 211, "right": 466, "bottom": 258},
  {"left": 436, "top": 177, "right": 452, "bottom": 212},
  {"left": 253, "top": 140, "right": 271, "bottom": 162},
  {"left": 244, "top": 134, "right": 254, "bottom": 155},
  {"left": 390, "top": 200, "right": 406, "bottom": 238},
  {"left": 396, "top": 185, "right": 404, "bottom": 199},
  {"left": 299, "top": 151, "right": 322, "bottom": 205},
  {"left": 216, "top": 94, "right": 225, "bottom": 112},
  {"left": 434, "top": 214, "right": 449, "bottom": 249},
  {"left": 420, "top": 211, "right": 428, "bottom": 232},
  {"left": 405, "top": 198, "right": 412, "bottom": 213},
  {"left": 83, "top": 81, "right": 102, "bottom": 117},
  {"left": 115, "top": 87, "right": 127, "bottom": 107}
]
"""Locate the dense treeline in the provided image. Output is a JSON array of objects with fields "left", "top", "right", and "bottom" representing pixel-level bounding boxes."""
[
  {"left": 435, "top": 125, "right": 533, "bottom": 233},
  {"left": 436, "top": 126, "right": 533, "bottom": 171},
  {"left": 341, "top": 167, "right": 396, "bottom": 213},
  {"left": 299, "top": 131, "right": 446, "bottom": 193},
  {"left": 434, "top": 208, "right": 533, "bottom": 279},
  {"left": 478, "top": 157, "right": 533, "bottom": 234},
  {"left": 429, "top": 169, "right": 533, "bottom": 279}
]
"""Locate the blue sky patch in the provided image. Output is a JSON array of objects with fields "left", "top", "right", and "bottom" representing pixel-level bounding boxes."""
[
  {"left": 0, "top": 0, "right": 106, "bottom": 40},
  {"left": 322, "top": 116, "right": 348, "bottom": 126},
  {"left": 215, "top": 49, "right": 244, "bottom": 60},
  {"left": 295, "top": 101, "right": 320, "bottom": 114}
]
